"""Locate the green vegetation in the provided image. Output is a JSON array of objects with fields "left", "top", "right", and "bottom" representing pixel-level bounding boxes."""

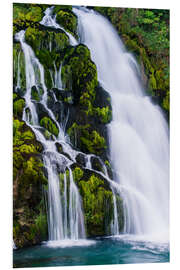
[
  {"left": 68, "top": 123, "right": 106, "bottom": 155},
  {"left": 61, "top": 45, "right": 98, "bottom": 107},
  {"left": 56, "top": 9, "right": 77, "bottom": 37},
  {"left": 94, "top": 106, "right": 112, "bottom": 124},
  {"left": 78, "top": 173, "right": 113, "bottom": 236},
  {"left": 72, "top": 167, "right": 84, "bottom": 183},
  {"left": 13, "top": 118, "right": 48, "bottom": 248},
  {"left": 13, "top": 97, "right": 25, "bottom": 119},
  {"left": 40, "top": 116, "right": 59, "bottom": 137},
  {"left": 13, "top": 3, "right": 44, "bottom": 35}
]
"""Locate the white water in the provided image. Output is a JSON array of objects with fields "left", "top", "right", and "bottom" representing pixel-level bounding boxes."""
[
  {"left": 15, "top": 29, "right": 86, "bottom": 243},
  {"left": 73, "top": 7, "right": 169, "bottom": 241}
]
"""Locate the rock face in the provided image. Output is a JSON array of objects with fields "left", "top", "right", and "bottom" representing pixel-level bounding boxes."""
[
  {"left": 70, "top": 165, "right": 124, "bottom": 236},
  {"left": 13, "top": 117, "right": 48, "bottom": 248}
]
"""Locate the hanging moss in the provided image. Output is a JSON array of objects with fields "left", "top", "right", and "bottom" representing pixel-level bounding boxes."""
[
  {"left": 25, "top": 25, "right": 69, "bottom": 70},
  {"left": 13, "top": 118, "right": 48, "bottom": 248},
  {"left": 78, "top": 173, "right": 113, "bottom": 236},
  {"left": 67, "top": 123, "right": 106, "bottom": 156},
  {"left": 40, "top": 116, "right": 59, "bottom": 137},
  {"left": 13, "top": 98, "right": 25, "bottom": 119},
  {"left": 61, "top": 44, "right": 98, "bottom": 105}
]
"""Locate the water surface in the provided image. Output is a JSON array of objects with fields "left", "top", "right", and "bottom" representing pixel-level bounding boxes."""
[{"left": 13, "top": 236, "right": 169, "bottom": 268}]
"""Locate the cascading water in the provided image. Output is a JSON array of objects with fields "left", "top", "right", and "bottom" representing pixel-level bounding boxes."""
[
  {"left": 73, "top": 7, "right": 169, "bottom": 241},
  {"left": 15, "top": 29, "right": 86, "bottom": 244}
]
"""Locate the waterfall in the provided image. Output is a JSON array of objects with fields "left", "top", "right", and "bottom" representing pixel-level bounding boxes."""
[
  {"left": 15, "top": 29, "right": 86, "bottom": 243},
  {"left": 73, "top": 7, "right": 169, "bottom": 240}
]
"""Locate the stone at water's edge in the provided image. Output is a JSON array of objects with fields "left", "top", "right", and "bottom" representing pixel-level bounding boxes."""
[{"left": 70, "top": 164, "right": 124, "bottom": 236}]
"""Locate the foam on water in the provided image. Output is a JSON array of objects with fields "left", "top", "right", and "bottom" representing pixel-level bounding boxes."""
[{"left": 43, "top": 239, "right": 96, "bottom": 248}]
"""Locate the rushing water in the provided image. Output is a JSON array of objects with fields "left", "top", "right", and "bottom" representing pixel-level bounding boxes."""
[
  {"left": 13, "top": 5, "right": 170, "bottom": 266},
  {"left": 73, "top": 6, "right": 169, "bottom": 240}
]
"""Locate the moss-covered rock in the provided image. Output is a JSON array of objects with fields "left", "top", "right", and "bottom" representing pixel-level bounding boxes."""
[
  {"left": 13, "top": 93, "right": 25, "bottom": 119},
  {"left": 40, "top": 116, "right": 59, "bottom": 137},
  {"left": 61, "top": 45, "right": 98, "bottom": 106},
  {"left": 25, "top": 25, "right": 69, "bottom": 66},
  {"left": 24, "top": 24, "right": 70, "bottom": 90},
  {"left": 31, "top": 86, "right": 42, "bottom": 102},
  {"left": 78, "top": 172, "right": 113, "bottom": 236},
  {"left": 13, "top": 118, "right": 48, "bottom": 248},
  {"left": 69, "top": 164, "right": 124, "bottom": 236},
  {"left": 56, "top": 9, "right": 77, "bottom": 37},
  {"left": 67, "top": 123, "right": 106, "bottom": 156},
  {"left": 94, "top": 106, "right": 112, "bottom": 124},
  {"left": 13, "top": 3, "right": 44, "bottom": 35}
]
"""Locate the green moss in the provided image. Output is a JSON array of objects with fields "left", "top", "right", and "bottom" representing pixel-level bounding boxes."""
[
  {"left": 40, "top": 116, "right": 59, "bottom": 137},
  {"left": 79, "top": 92, "right": 94, "bottom": 116},
  {"left": 25, "top": 26, "right": 69, "bottom": 71},
  {"left": 13, "top": 98, "right": 25, "bottom": 118},
  {"left": 13, "top": 3, "right": 44, "bottom": 36},
  {"left": 61, "top": 45, "right": 97, "bottom": 105},
  {"left": 13, "top": 118, "right": 48, "bottom": 248},
  {"left": 67, "top": 123, "right": 106, "bottom": 155},
  {"left": 34, "top": 212, "right": 48, "bottom": 240},
  {"left": 53, "top": 5, "right": 72, "bottom": 15},
  {"left": 78, "top": 174, "right": 113, "bottom": 236},
  {"left": 148, "top": 73, "right": 157, "bottom": 91},
  {"left": 25, "top": 26, "right": 45, "bottom": 51},
  {"left": 56, "top": 9, "right": 77, "bottom": 37},
  {"left": 80, "top": 130, "right": 106, "bottom": 155},
  {"left": 72, "top": 167, "right": 84, "bottom": 183},
  {"left": 31, "top": 86, "right": 40, "bottom": 101},
  {"left": 13, "top": 4, "right": 43, "bottom": 22},
  {"left": 162, "top": 91, "right": 169, "bottom": 112},
  {"left": 94, "top": 106, "right": 112, "bottom": 124}
]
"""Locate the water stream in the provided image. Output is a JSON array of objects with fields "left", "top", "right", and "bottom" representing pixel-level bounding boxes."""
[{"left": 73, "top": 6, "right": 169, "bottom": 241}]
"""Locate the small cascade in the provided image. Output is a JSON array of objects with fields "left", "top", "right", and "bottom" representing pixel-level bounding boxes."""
[
  {"left": 68, "top": 168, "right": 86, "bottom": 239},
  {"left": 16, "top": 50, "right": 21, "bottom": 90},
  {"left": 40, "top": 6, "right": 78, "bottom": 46},
  {"left": 15, "top": 28, "right": 86, "bottom": 243},
  {"left": 54, "top": 62, "right": 62, "bottom": 89}
]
